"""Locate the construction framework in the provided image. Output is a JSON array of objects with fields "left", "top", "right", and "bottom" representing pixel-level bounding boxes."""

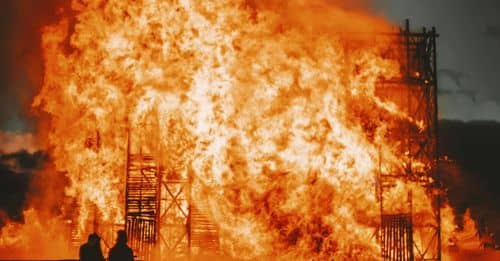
[
  {"left": 377, "top": 20, "right": 440, "bottom": 261},
  {"left": 121, "top": 20, "right": 439, "bottom": 261},
  {"left": 124, "top": 131, "right": 219, "bottom": 260}
]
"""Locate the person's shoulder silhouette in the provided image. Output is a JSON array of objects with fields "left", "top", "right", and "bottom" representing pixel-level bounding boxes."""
[
  {"left": 79, "top": 233, "right": 105, "bottom": 261},
  {"left": 109, "top": 230, "right": 134, "bottom": 261}
]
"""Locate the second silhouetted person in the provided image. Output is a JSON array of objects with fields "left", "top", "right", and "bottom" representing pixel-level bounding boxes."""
[{"left": 108, "top": 230, "right": 134, "bottom": 261}]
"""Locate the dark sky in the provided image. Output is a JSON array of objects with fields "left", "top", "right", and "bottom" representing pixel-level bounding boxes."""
[{"left": 373, "top": 0, "right": 500, "bottom": 121}]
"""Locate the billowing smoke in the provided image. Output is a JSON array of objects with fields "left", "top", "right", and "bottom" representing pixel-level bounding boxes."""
[
  {"left": 0, "top": 148, "right": 45, "bottom": 226},
  {"left": 439, "top": 120, "right": 500, "bottom": 241}
]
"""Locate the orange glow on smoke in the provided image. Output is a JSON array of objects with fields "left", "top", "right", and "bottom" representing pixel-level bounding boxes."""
[{"left": 0, "top": 0, "right": 462, "bottom": 259}]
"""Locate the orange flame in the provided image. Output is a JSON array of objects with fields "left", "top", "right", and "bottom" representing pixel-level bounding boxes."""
[{"left": 0, "top": 0, "right": 463, "bottom": 259}]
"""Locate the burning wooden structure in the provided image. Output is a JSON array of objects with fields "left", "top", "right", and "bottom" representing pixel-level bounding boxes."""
[
  {"left": 119, "top": 20, "right": 440, "bottom": 261},
  {"left": 5, "top": 1, "right": 454, "bottom": 260}
]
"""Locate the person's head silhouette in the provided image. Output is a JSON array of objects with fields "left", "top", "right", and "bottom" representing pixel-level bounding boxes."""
[
  {"left": 109, "top": 230, "right": 133, "bottom": 261},
  {"left": 88, "top": 233, "right": 100, "bottom": 246},
  {"left": 116, "top": 230, "right": 128, "bottom": 245}
]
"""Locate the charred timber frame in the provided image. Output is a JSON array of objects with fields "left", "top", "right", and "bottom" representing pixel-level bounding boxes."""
[{"left": 124, "top": 132, "right": 160, "bottom": 260}]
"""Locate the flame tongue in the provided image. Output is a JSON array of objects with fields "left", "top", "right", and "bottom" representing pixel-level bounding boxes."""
[{"left": 31, "top": 0, "right": 438, "bottom": 259}]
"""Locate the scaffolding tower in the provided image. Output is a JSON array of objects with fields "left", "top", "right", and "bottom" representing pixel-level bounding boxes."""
[
  {"left": 125, "top": 131, "right": 220, "bottom": 260},
  {"left": 377, "top": 20, "right": 440, "bottom": 261}
]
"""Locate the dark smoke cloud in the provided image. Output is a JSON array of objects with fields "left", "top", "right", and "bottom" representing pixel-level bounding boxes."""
[
  {"left": 1, "top": 150, "right": 46, "bottom": 170},
  {"left": 439, "top": 120, "right": 500, "bottom": 239},
  {"left": 438, "top": 89, "right": 478, "bottom": 103},
  {"left": 483, "top": 25, "right": 500, "bottom": 38},
  {"left": 438, "top": 69, "right": 468, "bottom": 88},
  {"left": 438, "top": 69, "right": 478, "bottom": 102},
  {"left": 0, "top": 150, "right": 46, "bottom": 226},
  {"left": 0, "top": 148, "right": 69, "bottom": 230},
  {"left": 0, "top": 0, "right": 70, "bottom": 131}
]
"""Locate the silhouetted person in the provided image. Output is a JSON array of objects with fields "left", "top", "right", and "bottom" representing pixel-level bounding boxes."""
[
  {"left": 109, "top": 230, "right": 134, "bottom": 261},
  {"left": 79, "top": 233, "right": 105, "bottom": 261}
]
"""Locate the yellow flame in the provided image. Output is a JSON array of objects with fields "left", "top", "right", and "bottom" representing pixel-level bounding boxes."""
[{"left": 0, "top": 0, "right": 466, "bottom": 259}]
